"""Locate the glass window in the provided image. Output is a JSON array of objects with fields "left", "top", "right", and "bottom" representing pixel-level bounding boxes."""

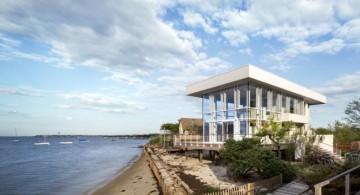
[
  {"left": 203, "top": 94, "right": 210, "bottom": 113},
  {"left": 239, "top": 85, "right": 247, "bottom": 108},
  {"left": 240, "top": 120, "right": 248, "bottom": 136},
  {"left": 261, "top": 88, "right": 267, "bottom": 110},
  {"left": 216, "top": 122, "right": 222, "bottom": 142},
  {"left": 299, "top": 100, "right": 304, "bottom": 115},
  {"left": 224, "top": 111, "right": 234, "bottom": 120},
  {"left": 214, "top": 91, "right": 221, "bottom": 112},
  {"left": 290, "top": 97, "right": 294, "bottom": 113},
  {"left": 236, "top": 109, "right": 247, "bottom": 119},
  {"left": 203, "top": 113, "right": 211, "bottom": 122},
  {"left": 272, "top": 91, "right": 277, "bottom": 111},
  {"left": 282, "top": 95, "right": 286, "bottom": 112},
  {"left": 225, "top": 88, "right": 235, "bottom": 110},
  {"left": 204, "top": 122, "right": 209, "bottom": 142},
  {"left": 249, "top": 85, "right": 256, "bottom": 108}
]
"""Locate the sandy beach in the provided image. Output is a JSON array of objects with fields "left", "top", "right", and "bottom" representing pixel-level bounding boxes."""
[{"left": 91, "top": 153, "right": 160, "bottom": 195}]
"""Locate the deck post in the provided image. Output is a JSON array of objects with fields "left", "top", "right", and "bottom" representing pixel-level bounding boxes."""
[
  {"left": 345, "top": 173, "right": 350, "bottom": 195},
  {"left": 185, "top": 148, "right": 188, "bottom": 160},
  {"left": 209, "top": 150, "right": 213, "bottom": 161},
  {"left": 198, "top": 149, "right": 203, "bottom": 163}
]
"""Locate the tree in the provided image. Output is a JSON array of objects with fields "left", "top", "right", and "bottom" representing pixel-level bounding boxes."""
[
  {"left": 220, "top": 139, "right": 296, "bottom": 182},
  {"left": 255, "top": 116, "right": 294, "bottom": 158},
  {"left": 345, "top": 97, "right": 360, "bottom": 131},
  {"left": 160, "top": 122, "right": 179, "bottom": 134}
]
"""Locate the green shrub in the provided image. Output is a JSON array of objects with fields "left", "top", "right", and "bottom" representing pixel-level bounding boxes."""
[
  {"left": 261, "top": 159, "right": 296, "bottom": 182},
  {"left": 221, "top": 139, "right": 296, "bottom": 182},
  {"left": 148, "top": 136, "right": 161, "bottom": 145},
  {"left": 298, "top": 164, "right": 341, "bottom": 185},
  {"left": 206, "top": 186, "right": 221, "bottom": 193},
  {"left": 305, "top": 149, "right": 335, "bottom": 165}
]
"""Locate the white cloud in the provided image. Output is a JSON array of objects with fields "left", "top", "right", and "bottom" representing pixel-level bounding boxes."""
[
  {"left": 314, "top": 71, "right": 360, "bottom": 96},
  {"left": 238, "top": 48, "right": 252, "bottom": 56},
  {"left": 103, "top": 72, "right": 143, "bottom": 85},
  {"left": 0, "top": 86, "right": 44, "bottom": 97},
  {"left": 335, "top": 0, "right": 360, "bottom": 20},
  {"left": 0, "top": 1, "right": 203, "bottom": 73},
  {"left": 267, "top": 39, "right": 344, "bottom": 71},
  {"left": 183, "top": 10, "right": 217, "bottom": 34},
  {"left": 57, "top": 92, "right": 147, "bottom": 113},
  {"left": 334, "top": 18, "right": 360, "bottom": 47},
  {"left": 221, "top": 30, "right": 248, "bottom": 46}
]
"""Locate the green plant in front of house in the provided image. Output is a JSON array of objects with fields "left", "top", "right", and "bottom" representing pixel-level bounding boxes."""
[
  {"left": 255, "top": 116, "right": 294, "bottom": 158},
  {"left": 148, "top": 135, "right": 161, "bottom": 146},
  {"left": 220, "top": 139, "right": 296, "bottom": 182},
  {"left": 305, "top": 148, "right": 335, "bottom": 165},
  {"left": 206, "top": 186, "right": 221, "bottom": 193},
  {"left": 297, "top": 164, "right": 341, "bottom": 186}
]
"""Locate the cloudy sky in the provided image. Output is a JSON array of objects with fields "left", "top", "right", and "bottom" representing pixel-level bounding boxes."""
[{"left": 0, "top": 0, "right": 359, "bottom": 136}]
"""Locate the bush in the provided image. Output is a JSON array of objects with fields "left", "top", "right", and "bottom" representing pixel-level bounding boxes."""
[
  {"left": 221, "top": 139, "right": 296, "bottom": 182},
  {"left": 261, "top": 159, "right": 296, "bottom": 182},
  {"left": 305, "top": 149, "right": 334, "bottom": 165},
  {"left": 298, "top": 164, "right": 341, "bottom": 185},
  {"left": 148, "top": 136, "right": 161, "bottom": 145}
]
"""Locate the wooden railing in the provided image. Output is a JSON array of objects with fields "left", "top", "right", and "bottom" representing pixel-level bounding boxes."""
[
  {"left": 314, "top": 164, "right": 360, "bottom": 195},
  {"left": 204, "top": 174, "right": 282, "bottom": 195}
]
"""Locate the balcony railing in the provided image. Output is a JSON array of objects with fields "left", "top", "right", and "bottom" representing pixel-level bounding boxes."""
[{"left": 173, "top": 133, "right": 274, "bottom": 149}]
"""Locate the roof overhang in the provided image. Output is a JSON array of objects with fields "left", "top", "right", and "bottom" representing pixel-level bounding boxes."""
[{"left": 186, "top": 64, "right": 326, "bottom": 105}]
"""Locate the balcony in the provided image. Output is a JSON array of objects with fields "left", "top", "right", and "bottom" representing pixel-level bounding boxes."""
[{"left": 281, "top": 113, "right": 309, "bottom": 124}]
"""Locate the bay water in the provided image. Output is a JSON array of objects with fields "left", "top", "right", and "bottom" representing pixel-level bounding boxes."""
[{"left": 0, "top": 136, "right": 147, "bottom": 195}]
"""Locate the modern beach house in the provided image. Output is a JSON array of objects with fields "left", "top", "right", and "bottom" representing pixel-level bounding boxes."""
[{"left": 174, "top": 64, "right": 327, "bottom": 149}]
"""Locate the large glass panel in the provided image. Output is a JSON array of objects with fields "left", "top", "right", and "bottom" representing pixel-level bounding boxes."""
[
  {"left": 290, "top": 97, "right": 294, "bottom": 113},
  {"left": 224, "top": 111, "right": 234, "bottom": 120},
  {"left": 214, "top": 91, "right": 221, "bottom": 112},
  {"left": 225, "top": 88, "right": 235, "bottom": 110},
  {"left": 224, "top": 122, "right": 234, "bottom": 140},
  {"left": 204, "top": 122, "right": 209, "bottom": 142},
  {"left": 282, "top": 95, "right": 286, "bottom": 113},
  {"left": 240, "top": 120, "right": 248, "bottom": 136},
  {"left": 262, "top": 88, "right": 268, "bottom": 110},
  {"left": 236, "top": 109, "right": 247, "bottom": 119},
  {"left": 299, "top": 100, "right": 304, "bottom": 115},
  {"left": 239, "top": 85, "right": 247, "bottom": 108},
  {"left": 203, "top": 94, "right": 210, "bottom": 113},
  {"left": 272, "top": 91, "right": 278, "bottom": 111},
  {"left": 216, "top": 111, "right": 222, "bottom": 121},
  {"left": 203, "top": 113, "right": 211, "bottom": 122},
  {"left": 249, "top": 85, "right": 256, "bottom": 108},
  {"left": 216, "top": 122, "right": 222, "bottom": 142}
]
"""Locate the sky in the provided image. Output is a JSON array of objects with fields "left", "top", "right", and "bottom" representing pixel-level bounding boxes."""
[{"left": 0, "top": 0, "right": 360, "bottom": 136}]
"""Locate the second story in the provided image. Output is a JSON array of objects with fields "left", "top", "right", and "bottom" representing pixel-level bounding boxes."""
[{"left": 186, "top": 65, "right": 326, "bottom": 125}]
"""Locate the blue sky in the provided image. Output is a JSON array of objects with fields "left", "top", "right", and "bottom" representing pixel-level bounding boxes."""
[{"left": 0, "top": 0, "right": 360, "bottom": 136}]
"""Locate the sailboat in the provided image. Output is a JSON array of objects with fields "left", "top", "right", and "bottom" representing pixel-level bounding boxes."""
[
  {"left": 34, "top": 136, "right": 50, "bottom": 146},
  {"left": 12, "top": 128, "right": 19, "bottom": 142}
]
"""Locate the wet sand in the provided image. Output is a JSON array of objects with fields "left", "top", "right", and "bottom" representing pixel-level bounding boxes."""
[{"left": 92, "top": 153, "right": 160, "bottom": 195}]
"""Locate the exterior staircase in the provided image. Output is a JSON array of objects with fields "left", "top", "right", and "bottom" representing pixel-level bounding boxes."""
[{"left": 317, "top": 146, "right": 344, "bottom": 163}]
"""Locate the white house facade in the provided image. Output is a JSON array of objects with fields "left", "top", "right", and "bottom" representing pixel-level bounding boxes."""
[{"left": 186, "top": 65, "right": 326, "bottom": 144}]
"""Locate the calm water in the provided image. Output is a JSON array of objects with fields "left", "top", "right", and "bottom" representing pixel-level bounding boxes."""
[{"left": 0, "top": 137, "right": 147, "bottom": 195}]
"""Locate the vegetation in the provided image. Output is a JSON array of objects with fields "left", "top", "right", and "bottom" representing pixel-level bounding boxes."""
[
  {"left": 220, "top": 139, "right": 296, "bottom": 182},
  {"left": 255, "top": 116, "right": 294, "bottom": 158},
  {"left": 206, "top": 186, "right": 221, "bottom": 193},
  {"left": 305, "top": 148, "right": 334, "bottom": 165},
  {"left": 148, "top": 136, "right": 161, "bottom": 146},
  {"left": 297, "top": 164, "right": 341, "bottom": 186},
  {"left": 160, "top": 122, "right": 179, "bottom": 134},
  {"left": 345, "top": 97, "right": 360, "bottom": 131}
]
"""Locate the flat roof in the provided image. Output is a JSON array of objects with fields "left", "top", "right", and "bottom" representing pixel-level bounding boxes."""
[{"left": 186, "top": 64, "right": 326, "bottom": 105}]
